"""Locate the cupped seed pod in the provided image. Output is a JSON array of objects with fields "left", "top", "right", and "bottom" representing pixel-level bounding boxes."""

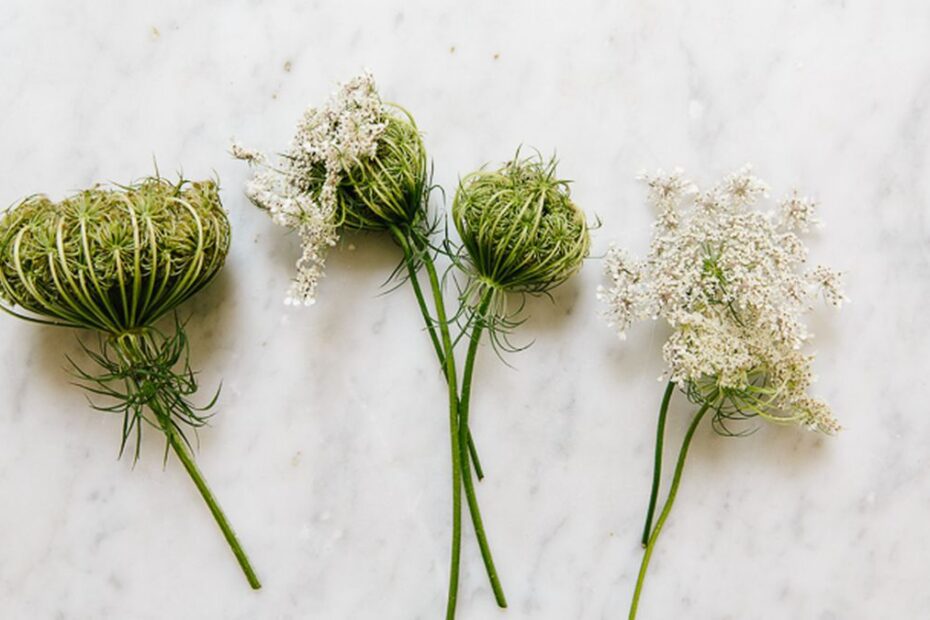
[
  {"left": 0, "top": 176, "right": 229, "bottom": 332},
  {"left": 453, "top": 152, "right": 590, "bottom": 298}
]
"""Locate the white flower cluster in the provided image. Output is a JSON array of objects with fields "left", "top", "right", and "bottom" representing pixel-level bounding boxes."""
[
  {"left": 233, "top": 71, "right": 387, "bottom": 305},
  {"left": 599, "top": 166, "right": 846, "bottom": 433}
]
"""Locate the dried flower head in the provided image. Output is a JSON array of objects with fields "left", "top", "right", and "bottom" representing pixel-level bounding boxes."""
[
  {"left": 234, "top": 71, "right": 427, "bottom": 306},
  {"left": 599, "top": 165, "right": 846, "bottom": 434},
  {"left": 453, "top": 152, "right": 590, "bottom": 301},
  {"left": 0, "top": 176, "right": 229, "bottom": 332}
]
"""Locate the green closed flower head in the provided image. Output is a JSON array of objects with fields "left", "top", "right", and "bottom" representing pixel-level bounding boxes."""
[
  {"left": 0, "top": 176, "right": 229, "bottom": 333},
  {"left": 339, "top": 107, "right": 428, "bottom": 231},
  {"left": 453, "top": 152, "right": 590, "bottom": 297}
]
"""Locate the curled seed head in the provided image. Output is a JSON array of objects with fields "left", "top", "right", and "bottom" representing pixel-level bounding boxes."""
[
  {"left": 453, "top": 152, "right": 590, "bottom": 294},
  {"left": 0, "top": 175, "right": 230, "bottom": 333},
  {"left": 337, "top": 106, "right": 428, "bottom": 231}
]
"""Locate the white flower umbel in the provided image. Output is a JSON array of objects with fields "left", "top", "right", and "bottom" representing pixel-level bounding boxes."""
[
  {"left": 600, "top": 165, "right": 845, "bottom": 434},
  {"left": 610, "top": 166, "right": 847, "bottom": 620},
  {"left": 233, "top": 71, "right": 387, "bottom": 305}
]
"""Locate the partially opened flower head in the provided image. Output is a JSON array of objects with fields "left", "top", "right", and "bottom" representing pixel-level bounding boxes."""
[
  {"left": 339, "top": 109, "right": 427, "bottom": 230},
  {"left": 234, "top": 71, "right": 427, "bottom": 306},
  {"left": 0, "top": 176, "right": 229, "bottom": 333},
  {"left": 453, "top": 152, "right": 590, "bottom": 302},
  {"left": 599, "top": 166, "right": 845, "bottom": 434}
]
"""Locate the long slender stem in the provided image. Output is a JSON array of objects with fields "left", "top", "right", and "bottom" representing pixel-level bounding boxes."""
[
  {"left": 458, "top": 287, "right": 507, "bottom": 607},
  {"left": 420, "top": 246, "right": 464, "bottom": 620},
  {"left": 389, "top": 226, "right": 445, "bottom": 368},
  {"left": 391, "top": 225, "right": 484, "bottom": 480},
  {"left": 466, "top": 429, "right": 485, "bottom": 481},
  {"left": 165, "top": 423, "right": 262, "bottom": 589},
  {"left": 629, "top": 402, "right": 710, "bottom": 620},
  {"left": 392, "top": 225, "right": 502, "bottom": 614},
  {"left": 119, "top": 335, "right": 260, "bottom": 590},
  {"left": 641, "top": 381, "right": 675, "bottom": 546}
]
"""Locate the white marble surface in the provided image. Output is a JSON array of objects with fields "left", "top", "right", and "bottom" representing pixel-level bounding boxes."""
[{"left": 0, "top": 1, "right": 928, "bottom": 618}]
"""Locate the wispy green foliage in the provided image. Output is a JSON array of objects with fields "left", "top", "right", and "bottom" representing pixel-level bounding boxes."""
[{"left": 68, "top": 318, "right": 217, "bottom": 463}]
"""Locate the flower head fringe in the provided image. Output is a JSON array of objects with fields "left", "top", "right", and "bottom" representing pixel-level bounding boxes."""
[
  {"left": 233, "top": 71, "right": 387, "bottom": 305},
  {"left": 599, "top": 165, "right": 846, "bottom": 434}
]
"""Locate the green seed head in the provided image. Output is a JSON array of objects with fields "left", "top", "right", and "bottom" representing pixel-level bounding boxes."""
[
  {"left": 0, "top": 176, "right": 230, "bottom": 333},
  {"left": 337, "top": 107, "right": 428, "bottom": 231},
  {"left": 452, "top": 152, "right": 590, "bottom": 294}
]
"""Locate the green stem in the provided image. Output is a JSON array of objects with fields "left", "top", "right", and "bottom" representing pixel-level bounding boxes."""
[
  {"left": 117, "top": 333, "right": 260, "bottom": 590},
  {"left": 390, "top": 225, "right": 484, "bottom": 481},
  {"left": 466, "top": 431, "right": 485, "bottom": 481},
  {"left": 458, "top": 287, "right": 507, "bottom": 607},
  {"left": 421, "top": 247, "right": 463, "bottom": 620},
  {"left": 641, "top": 381, "right": 675, "bottom": 547},
  {"left": 389, "top": 226, "right": 445, "bottom": 370},
  {"left": 165, "top": 423, "right": 262, "bottom": 590},
  {"left": 629, "top": 402, "right": 710, "bottom": 620}
]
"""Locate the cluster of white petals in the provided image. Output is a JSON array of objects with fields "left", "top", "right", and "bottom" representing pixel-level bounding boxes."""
[
  {"left": 233, "top": 71, "right": 387, "bottom": 305},
  {"left": 599, "top": 166, "right": 846, "bottom": 433}
]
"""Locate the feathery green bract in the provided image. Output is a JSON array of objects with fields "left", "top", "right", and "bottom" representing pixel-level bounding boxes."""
[
  {"left": 0, "top": 176, "right": 230, "bottom": 332},
  {"left": 68, "top": 319, "right": 217, "bottom": 462},
  {"left": 452, "top": 152, "right": 590, "bottom": 297}
]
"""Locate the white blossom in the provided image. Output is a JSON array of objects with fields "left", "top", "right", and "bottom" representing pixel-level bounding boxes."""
[
  {"left": 717, "top": 164, "right": 768, "bottom": 207},
  {"left": 779, "top": 192, "right": 819, "bottom": 232},
  {"left": 637, "top": 168, "right": 698, "bottom": 208},
  {"left": 809, "top": 264, "right": 848, "bottom": 308},
  {"left": 599, "top": 167, "right": 845, "bottom": 433},
  {"left": 233, "top": 71, "right": 387, "bottom": 305}
]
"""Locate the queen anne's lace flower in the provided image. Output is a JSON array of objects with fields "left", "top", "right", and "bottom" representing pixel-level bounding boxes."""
[
  {"left": 233, "top": 72, "right": 387, "bottom": 305},
  {"left": 780, "top": 191, "right": 819, "bottom": 232},
  {"left": 599, "top": 166, "right": 846, "bottom": 433}
]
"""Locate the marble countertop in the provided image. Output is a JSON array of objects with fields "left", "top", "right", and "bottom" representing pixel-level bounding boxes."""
[{"left": 1, "top": 1, "right": 927, "bottom": 618}]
